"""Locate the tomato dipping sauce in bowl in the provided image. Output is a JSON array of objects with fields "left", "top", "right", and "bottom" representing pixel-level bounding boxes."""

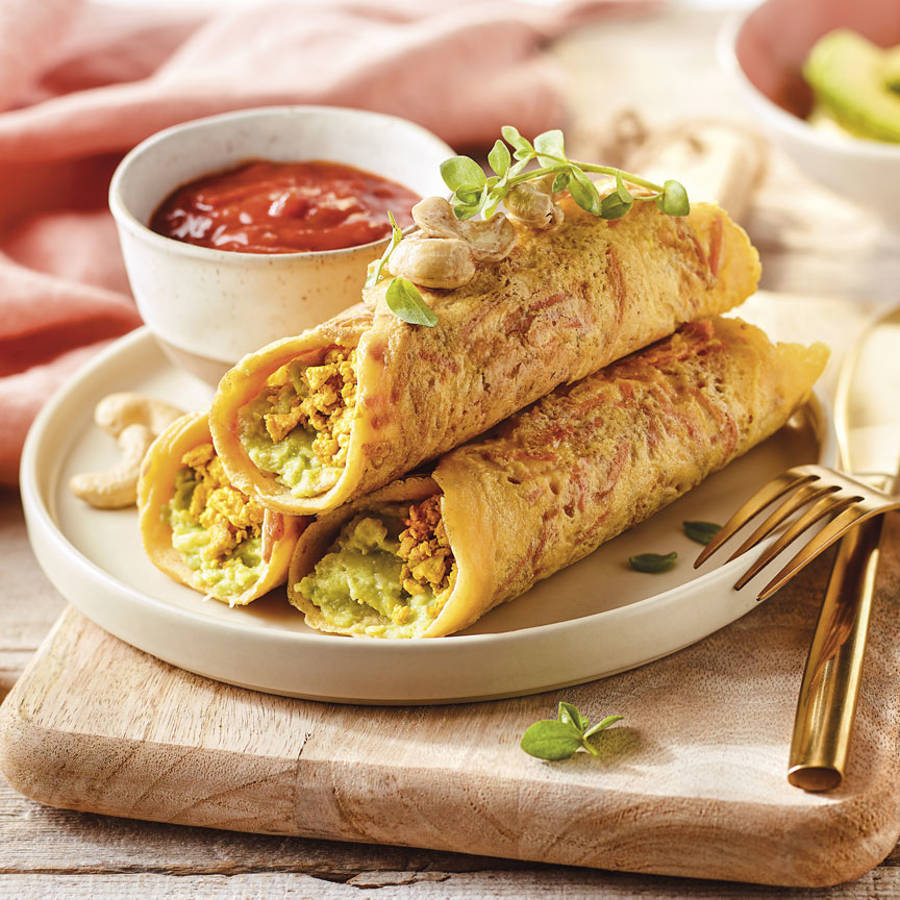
[
  {"left": 150, "top": 160, "right": 418, "bottom": 254},
  {"left": 110, "top": 106, "right": 452, "bottom": 385}
]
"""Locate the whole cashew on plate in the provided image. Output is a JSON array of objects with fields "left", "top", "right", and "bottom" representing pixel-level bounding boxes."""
[{"left": 69, "top": 393, "right": 184, "bottom": 509}]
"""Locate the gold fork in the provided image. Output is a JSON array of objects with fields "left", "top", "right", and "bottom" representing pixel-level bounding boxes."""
[{"left": 693, "top": 463, "right": 900, "bottom": 600}]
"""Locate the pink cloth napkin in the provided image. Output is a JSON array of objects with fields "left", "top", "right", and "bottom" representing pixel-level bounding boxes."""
[{"left": 0, "top": 0, "right": 646, "bottom": 485}]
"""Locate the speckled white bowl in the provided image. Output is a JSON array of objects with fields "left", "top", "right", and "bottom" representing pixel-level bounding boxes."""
[{"left": 109, "top": 106, "right": 452, "bottom": 384}]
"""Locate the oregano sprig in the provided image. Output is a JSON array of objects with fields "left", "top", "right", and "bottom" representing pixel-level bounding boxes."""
[
  {"left": 442, "top": 125, "right": 690, "bottom": 223},
  {"left": 369, "top": 126, "right": 690, "bottom": 328},
  {"left": 520, "top": 702, "right": 624, "bottom": 761}
]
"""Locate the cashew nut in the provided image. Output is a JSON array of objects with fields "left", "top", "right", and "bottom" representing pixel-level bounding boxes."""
[
  {"left": 94, "top": 393, "right": 183, "bottom": 438},
  {"left": 504, "top": 180, "right": 563, "bottom": 230},
  {"left": 69, "top": 392, "right": 184, "bottom": 509},
  {"left": 411, "top": 197, "right": 517, "bottom": 262},
  {"left": 409, "top": 197, "right": 462, "bottom": 241},
  {"left": 387, "top": 237, "right": 476, "bottom": 289},
  {"left": 70, "top": 424, "right": 155, "bottom": 509}
]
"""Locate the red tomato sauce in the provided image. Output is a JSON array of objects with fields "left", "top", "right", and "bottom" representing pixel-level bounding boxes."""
[{"left": 149, "top": 160, "right": 419, "bottom": 254}]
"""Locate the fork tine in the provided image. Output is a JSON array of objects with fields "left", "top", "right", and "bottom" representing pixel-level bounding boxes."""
[
  {"left": 726, "top": 483, "right": 839, "bottom": 563},
  {"left": 756, "top": 506, "right": 870, "bottom": 601},
  {"left": 693, "top": 469, "right": 818, "bottom": 568},
  {"left": 732, "top": 494, "right": 859, "bottom": 591}
]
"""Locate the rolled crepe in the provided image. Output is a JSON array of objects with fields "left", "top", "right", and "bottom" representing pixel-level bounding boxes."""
[
  {"left": 211, "top": 199, "right": 760, "bottom": 515},
  {"left": 288, "top": 318, "right": 829, "bottom": 638},
  {"left": 138, "top": 412, "right": 302, "bottom": 605}
]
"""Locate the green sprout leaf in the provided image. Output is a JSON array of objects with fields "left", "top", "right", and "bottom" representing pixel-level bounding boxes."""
[
  {"left": 534, "top": 128, "right": 565, "bottom": 167},
  {"left": 683, "top": 521, "right": 722, "bottom": 546},
  {"left": 657, "top": 179, "right": 690, "bottom": 216},
  {"left": 615, "top": 171, "right": 633, "bottom": 202},
  {"left": 384, "top": 277, "right": 438, "bottom": 327},
  {"left": 452, "top": 200, "right": 481, "bottom": 220},
  {"left": 440, "top": 155, "right": 486, "bottom": 192},
  {"left": 599, "top": 171, "right": 635, "bottom": 219},
  {"left": 557, "top": 701, "right": 582, "bottom": 729},
  {"left": 488, "top": 139, "right": 511, "bottom": 177},
  {"left": 600, "top": 191, "right": 632, "bottom": 219},
  {"left": 453, "top": 183, "right": 483, "bottom": 205},
  {"left": 551, "top": 171, "right": 570, "bottom": 193},
  {"left": 441, "top": 128, "right": 689, "bottom": 223},
  {"left": 520, "top": 720, "right": 583, "bottom": 761},
  {"left": 365, "top": 211, "right": 403, "bottom": 289},
  {"left": 483, "top": 185, "right": 508, "bottom": 219},
  {"left": 583, "top": 714, "right": 624, "bottom": 739},
  {"left": 567, "top": 166, "right": 602, "bottom": 215},
  {"left": 501, "top": 125, "right": 533, "bottom": 157},
  {"left": 628, "top": 551, "right": 678, "bottom": 573},
  {"left": 521, "top": 702, "right": 624, "bottom": 761}
]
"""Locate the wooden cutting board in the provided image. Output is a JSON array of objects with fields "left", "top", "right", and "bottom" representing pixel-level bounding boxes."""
[{"left": 1, "top": 518, "right": 898, "bottom": 889}]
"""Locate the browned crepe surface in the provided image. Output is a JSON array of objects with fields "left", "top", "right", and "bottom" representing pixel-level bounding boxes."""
[
  {"left": 212, "top": 199, "right": 760, "bottom": 515},
  {"left": 289, "top": 318, "right": 828, "bottom": 637}
]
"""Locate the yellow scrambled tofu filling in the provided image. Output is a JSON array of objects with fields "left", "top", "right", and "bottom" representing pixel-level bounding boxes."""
[
  {"left": 297, "top": 496, "right": 456, "bottom": 637},
  {"left": 240, "top": 347, "right": 357, "bottom": 497},
  {"left": 167, "top": 443, "right": 265, "bottom": 600},
  {"left": 397, "top": 496, "right": 454, "bottom": 600}
]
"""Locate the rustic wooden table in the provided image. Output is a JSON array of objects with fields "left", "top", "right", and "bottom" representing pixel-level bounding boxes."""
[{"left": 2, "top": 6, "right": 899, "bottom": 897}]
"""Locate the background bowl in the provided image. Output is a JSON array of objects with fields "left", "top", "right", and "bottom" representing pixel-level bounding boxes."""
[
  {"left": 110, "top": 106, "right": 452, "bottom": 384},
  {"left": 721, "top": 0, "right": 900, "bottom": 223}
]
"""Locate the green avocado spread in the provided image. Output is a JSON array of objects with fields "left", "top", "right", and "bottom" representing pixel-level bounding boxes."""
[
  {"left": 238, "top": 349, "right": 356, "bottom": 499},
  {"left": 296, "top": 511, "right": 445, "bottom": 639},
  {"left": 166, "top": 468, "right": 263, "bottom": 603},
  {"left": 804, "top": 30, "right": 900, "bottom": 143}
]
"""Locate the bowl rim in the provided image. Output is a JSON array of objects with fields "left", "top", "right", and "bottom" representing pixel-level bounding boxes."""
[
  {"left": 108, "top": 104, "right": 453, "bottom": 265},
  {"left": 719, "top": 6, "right": 900, "bottom": 161}
]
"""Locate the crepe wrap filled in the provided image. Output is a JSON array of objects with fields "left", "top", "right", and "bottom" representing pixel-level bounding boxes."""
[
  {"left": 138, "top": 412, "right": 302, "bottom": 605},
  {"left": 210, "top": 199, "right": 761, "bottom": 515},
  {"left": 287, "top": 318, "right": 828, "bottom": 638}
]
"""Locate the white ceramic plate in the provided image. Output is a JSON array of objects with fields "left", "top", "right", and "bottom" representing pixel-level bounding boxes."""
[{"left": 21, "top": 329, "right": 836, "bottom": 704}]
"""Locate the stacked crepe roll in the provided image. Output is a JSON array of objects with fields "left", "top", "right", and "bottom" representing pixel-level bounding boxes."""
[
  {"left": 139, "top": 195, "right": 828, "bottom": 633},
  {"left": 138, "top": 412, "right": 302, "bottom": 605}
]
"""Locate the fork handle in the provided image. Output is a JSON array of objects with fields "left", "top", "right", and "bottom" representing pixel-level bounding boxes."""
[{"left": 787, "top": 516, "right": 885, "bottom": 791}]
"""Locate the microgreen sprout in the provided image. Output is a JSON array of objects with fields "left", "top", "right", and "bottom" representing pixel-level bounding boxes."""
[
  {"left": 521, "top": 701, "right": 624, "bottom": 761},
  {"left": 441, "top": 125, "right": 690, "bottom": 223},
  {"left": 367, "top": 127, "right": 690, "bottom": 327}
]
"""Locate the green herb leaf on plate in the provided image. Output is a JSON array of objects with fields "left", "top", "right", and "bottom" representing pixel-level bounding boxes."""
[
  {"left": 683, "top": 521, "right": 722, "bottom": 546},
  {"left": 533, "top": 128, "right": 566, "bottom": 167},
  {"left": 599, "top": 171, "right": 635, "bottom": 219},
  {"left": 583, "top": 714, "right": 624, "bottom": 739},
  {"left": 520, "top": 720, "right": 584, "bottom": 761},
  {"left": 521, "top": 702, "right": 624, "bottom": 761},
  {"left": 551, "top": 171, "right": 571, "bottom": 193},
  {"left": 656, "top": 179, "right": 690, "bottom": 216},
  {"left": 501, "top": 125, "right": 534, "bottom": 158},
  {"left": 557, "top": 701, "right": 582, "bottom": 729},
  {"left": 453, "top": 182, "right": 483, "bottom": 205},
  {"left": 384, "top": 277, "right": 438, "bottom": 327},
  {"left": 628, "top": 551, "right": 678, "bottom": 573},
  {"left": 488, "top": 139, "right": 511, "bottom": 177},
  {"left": 614, "top": 171, "right": 634, "bottom": 202},
  {"left": 600, "top": 191, "right": 632, "bottom": 219},
  {"left": 440, "top": 155, "right": 487, "bottom": 192},
  {"left": 567, "top": 167, "right": 602, "bottom": 215}
]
